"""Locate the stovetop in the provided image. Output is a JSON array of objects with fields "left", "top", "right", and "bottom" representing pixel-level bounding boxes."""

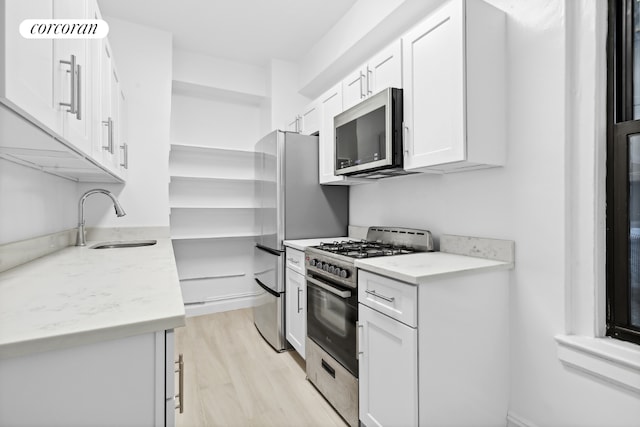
[
  {"left": 312, "top": 240, "right": 417, "bottom": 259},
  {"left": 305, "top": 227, "right": 433, "bottom": 288}
]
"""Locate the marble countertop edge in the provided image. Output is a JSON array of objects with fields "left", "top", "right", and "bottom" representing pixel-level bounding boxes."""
[{"left": 0, "top": 313, "right": 185, "bottom": 360}]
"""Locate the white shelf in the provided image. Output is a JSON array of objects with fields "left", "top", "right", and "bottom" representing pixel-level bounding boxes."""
[
  {"left": 169, "top": 144, "right": 256, "bottom": 181},
  {"left": 170, "top": 143, "right": 256, "bottom": 157},
  {"left": 170, "top": 205, "right": 261, "bottom": 210},
  {"left": 171, "top": 233, "right": 260, "bottom": 241},
  {"left": 169, "top": 175, "right": 257, "bottom": 183}
]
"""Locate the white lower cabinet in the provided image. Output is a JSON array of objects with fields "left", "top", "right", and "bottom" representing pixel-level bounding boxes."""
[
  {"left": 358, "top": 304, "right": 418, "bottom": 427},
  {"left": 358, "top": 269, "right": 509, "bottom": 426},
  {"left": 0, "top": 330, "right": 180, "bottom": 427},
  {"left": 285, "top": 247, "right": 306, "bottom": 358}
]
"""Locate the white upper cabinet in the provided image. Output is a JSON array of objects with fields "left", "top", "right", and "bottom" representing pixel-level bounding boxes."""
[
  {"left": 299, "top": 101, "right": 319, "bottom": 135},
  {"left": 1, "top": 0, "right": 59, "bottom": 133},
  {"left": 318, "top": 83, "right": 358, "bottom": 185},
  {"left": 285, "top": 115, "right": 299, "bottom": 132},
  {"left": 285, "top": 100, "right": 320, "bottom": 135},
  {"left": 342, "top": 40, "right": 402, "bottom": 110},
  {"left": 0, "top": 0, "right": 126, "bottom": 183},
  {"left": 117, "top": 88, "right": 129, "bottom": 177},
  {"left": 402, "top": 0, "right": 506, "bottom": 173},
  {"left": 53, "top": 0, "right": 92, "bottom": 155}
]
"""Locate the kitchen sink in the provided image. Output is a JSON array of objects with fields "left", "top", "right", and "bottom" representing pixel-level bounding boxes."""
[{"left": 90, "top": 240, "right": 157, "bottom": 249}]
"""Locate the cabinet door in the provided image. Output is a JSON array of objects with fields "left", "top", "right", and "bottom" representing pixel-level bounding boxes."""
[
  {"left": 165, "top": 330, "right": 177, "bottom": 427},
  {"left": 342, "top": 67, "right": 365, "bottom": 110},
  {"left": 286, "top": 115, "right": 300, "bottom": 132},
  {"left": 108, "top": 65, "right": 121, "bottom": 173},
  {"left": 319, "top": 83, "right": 344, "bottom": 185},
  {"left": 0, "top": 332, "right": 158, "bottom": 426},
  {"left": 299, "top": 101, "right": 319, "bottom": 135},
  {"left": 97, "top": 39, "right": 114, "bottom": 166},
  {"left": 2, "top": 0, "right": 59, "bottom": 132},
  {"left": 285, "top": 268, "right": 306, "bottom": 358},
  {"left": 366, "top": 40, "right": 402, "bottom": 96},
  {"left": 53, "top": 0, "right": 91, "bottom": 155},
  {"left": 117, "top": 88, "right": 129, "bottom": 178},
  {"left": 402, "top": 0, "right": 465, "bottom": 170},
  {"left": 359, "top": 304, "right": 418, "bottom": 427}
]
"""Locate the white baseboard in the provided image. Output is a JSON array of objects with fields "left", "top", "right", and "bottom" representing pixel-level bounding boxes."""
[
  {"left": 184, "top": 292, "right": 258, "bottom": 317},
  {"left": 507, "top": 412, "right": 538, "bottom": 427}
]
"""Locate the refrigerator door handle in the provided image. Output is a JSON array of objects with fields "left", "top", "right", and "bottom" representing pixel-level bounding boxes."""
[
  {"left": 255, "top": 278, "right": 281, "bottom": 298},
  {"left": 256, "top": 244, "right": 284, "bottom": 257}
]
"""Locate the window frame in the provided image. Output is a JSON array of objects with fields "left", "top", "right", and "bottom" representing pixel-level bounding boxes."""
[{"left": 607, "top": 0, "right": 640, "bottom": 345}]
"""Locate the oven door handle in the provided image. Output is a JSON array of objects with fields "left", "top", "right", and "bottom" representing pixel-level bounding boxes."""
[{"left": 307, "top": 276, "right": 351, "bottom": 299}]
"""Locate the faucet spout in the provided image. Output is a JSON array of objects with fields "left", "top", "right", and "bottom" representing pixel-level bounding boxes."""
[{"left": 76, "top": 189, "right": 126, "bottom": 246}]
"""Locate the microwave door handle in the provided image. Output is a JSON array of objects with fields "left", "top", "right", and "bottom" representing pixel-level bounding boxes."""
[{"left": 307, "top": 276, "right": 351, "bottom": 299}]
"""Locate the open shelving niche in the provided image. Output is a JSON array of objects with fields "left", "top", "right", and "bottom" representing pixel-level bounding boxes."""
[{"left": 169, "top": 82, "right": 266, "bottom": 317}]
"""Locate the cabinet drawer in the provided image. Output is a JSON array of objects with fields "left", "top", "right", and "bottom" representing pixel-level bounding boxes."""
[
  {"left": 285, "top": 247, "right": 304, "bottom": 274},
  {"left": 358, "top": 271, "right": 417, "bottom": 327},
  {"left": 306, "top": 337, "right": 358, "bottom": 427}
]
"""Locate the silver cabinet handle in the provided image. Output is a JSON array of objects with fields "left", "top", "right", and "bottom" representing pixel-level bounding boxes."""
[
  {"left": 76, "top": 64, "right": 82, "bottom": 120},
  {"left": 102, "top": 117, "right": 113, "bottom": 153},
  {"left": 119, "top": 143, "right": 128, "bottom": 168},
  {"left": 175, "top": 354, "right": 184, "bottom": 414},
  {"left": 359, "top": 71, "right": 365, "bottom": 99},
  {"left": 357, "top": 321, "right": 363, "bottom": 359},
  {"left": 59, "top": 54, "right": 77, "bottom": 115},
  {"left": 365, "top": 289, "right": 395, "bottom": 302},
  {"left": 367, "top": 66, "right": 373, "bottom": 95},
  {"left": 403, "top": 123, "right": 410, "bottom": 156},
  {"left": 297, "top": 287, "right": 303, "bottom": 313},
  {"left": 287, "top": 257, "right": 299, "bottom": 264}
]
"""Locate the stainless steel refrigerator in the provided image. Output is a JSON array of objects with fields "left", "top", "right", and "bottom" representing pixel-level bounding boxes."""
[{"left": 253, "top": 130, "right": 349, "bottom": 351}]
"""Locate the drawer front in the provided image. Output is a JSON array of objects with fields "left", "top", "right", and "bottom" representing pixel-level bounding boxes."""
[
  {"left": 285, "top": 247, "right": 304, "bottom": 274},
  {"left": 358, "top": 270, "right": 417, "bottom": 327},
  {"left": 306, "top": 338, "right": 358, "bottom": 427}
]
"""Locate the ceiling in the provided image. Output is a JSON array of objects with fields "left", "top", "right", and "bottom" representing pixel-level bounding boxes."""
[{"left": 98, "top": 0, "right": 358, "bottom": 67}]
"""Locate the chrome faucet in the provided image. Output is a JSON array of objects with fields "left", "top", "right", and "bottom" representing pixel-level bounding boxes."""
[{"left": 76, "top": 189, "right": 126, "bottom": 246}]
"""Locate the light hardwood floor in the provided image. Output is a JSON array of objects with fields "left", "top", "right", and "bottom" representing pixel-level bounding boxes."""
[{"left": 175, "top": 308, "right": 348, "bottom": 427}]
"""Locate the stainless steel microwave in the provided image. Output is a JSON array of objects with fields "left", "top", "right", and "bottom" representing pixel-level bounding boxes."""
[{"left": 334, "top": 87, "right": 405, "bottom": 178}]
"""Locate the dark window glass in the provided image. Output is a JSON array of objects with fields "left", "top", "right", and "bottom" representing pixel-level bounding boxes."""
[
  {"left": 629, "top": 136, "right": 640, "bottom": 327},
  {"left": 607, "top": 0, "right": 640, "bottom": 344}
]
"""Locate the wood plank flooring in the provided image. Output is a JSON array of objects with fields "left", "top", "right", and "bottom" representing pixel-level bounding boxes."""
[{"left": 175, "top": 308, "right": 348, "bottom": 427}]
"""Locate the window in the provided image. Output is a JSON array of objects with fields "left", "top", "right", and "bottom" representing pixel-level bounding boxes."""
[{"left": 607, "top": 0, "right": 640, "bottom": 345}]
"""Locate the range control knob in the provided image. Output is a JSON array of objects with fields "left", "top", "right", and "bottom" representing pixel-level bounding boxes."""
[
  {"left": 328, "top": 265, "right": 336, "bottom": 274},
  {"left": 316, "top": 261, "right": 323, "bottom": 269},
  {"left": 339, "top": 269, "right": 349, "bottom": 279},
  {"left": 309, "top": 259, "right": 317, "bottom": 267},
  {"left": 323, "top": 263, "right": 330, "bottom": 272}
]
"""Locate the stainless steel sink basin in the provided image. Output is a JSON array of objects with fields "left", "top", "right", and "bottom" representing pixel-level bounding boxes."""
[{"left": 90, "top": 240, "right": 157, "bottom": 249}]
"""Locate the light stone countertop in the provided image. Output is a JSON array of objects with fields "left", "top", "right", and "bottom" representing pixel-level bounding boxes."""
[
  {"left": 283, "top": 236, "right": 350, "bottom": 251},
  {"left": 0, "top": 237, "right": 185, "bottom": 359},
  {"left": 355, "top": 251, "right": 513, "bottom": 285}
]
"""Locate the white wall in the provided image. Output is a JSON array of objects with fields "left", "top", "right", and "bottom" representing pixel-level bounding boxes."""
[
  {"left": 268, "top": 59, "right": 310, "bottom": 131},
  {"left": 0, "top": 159, "right": 77, "bottom": 244},
  {"left": 347, "top": 0, "right": 640, "bottom": 425},
  {"left": 170, "top": 93, "right": 262, "bottom": 152},
  {"left": 78, "top": 18, "right": 173, "bottom": 229},
  {"left": 173, "top": 49, "right": 267, "bottom": 98}
]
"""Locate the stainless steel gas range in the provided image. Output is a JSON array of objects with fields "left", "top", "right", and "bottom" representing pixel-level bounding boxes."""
[{"left": 304, "top": 227, "right": 433, "bottom": 427}]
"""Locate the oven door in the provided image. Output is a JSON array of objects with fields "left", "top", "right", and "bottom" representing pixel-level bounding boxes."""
[{"left": 306, "top": 275, "right": 358, "bottom": 376}]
